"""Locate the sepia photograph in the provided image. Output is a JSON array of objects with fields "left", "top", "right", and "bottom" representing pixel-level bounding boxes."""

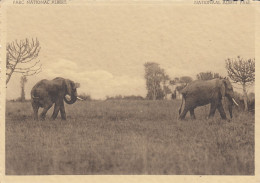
[{"left": 2, "top": 0, "right": 256, "bottom": 178}]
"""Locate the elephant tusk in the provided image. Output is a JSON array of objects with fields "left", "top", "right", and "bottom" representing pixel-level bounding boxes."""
[
  {"left": 232, "top": 98, "right": 239, "bottom": 106},
  {"left": 77, "top": 97, "right": 84, "bottom": 101},
  {"left": 65, "top": 95, "right": 71, "bottom": 101}
]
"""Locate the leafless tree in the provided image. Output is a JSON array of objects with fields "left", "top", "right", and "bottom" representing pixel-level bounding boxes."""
[
  {"left": 226, "top": 56, "right": 255, "bottom": 111},
  {"left": 6, "top": 38, "right": 41, "bottom": 84}
]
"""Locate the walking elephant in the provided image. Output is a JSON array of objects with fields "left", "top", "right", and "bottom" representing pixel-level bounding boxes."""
[
  {"left": 178, "top": 78, "right": 238, "bottom": 120},
  {"left": 31, "top": 77, "right": 82, "bottom": 120}
]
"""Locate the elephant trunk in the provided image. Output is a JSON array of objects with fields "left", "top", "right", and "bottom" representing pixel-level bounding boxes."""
[
  {"left": 64, "top": 92, "right": 77, "bottom": 104},
  {"left": 64, "top": 79, "right": 79, "bottom": 104}
]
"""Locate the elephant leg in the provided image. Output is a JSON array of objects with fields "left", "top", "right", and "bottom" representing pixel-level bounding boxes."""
[
  {"left": 60, "top": 102, "right": 66, "bottom": 120},
  {"left": 227, "top": 99, "right": 233, "bottom": 119},
  {"left": 190, "top": 108, "right": 196, "bottom": 119},
  {"left": 217, "top": 103, "right": 227, "bottom": 120},
  {"left": 208, "top": 103, "right": 217, "bottom": 118},
  {"left": 179, "top": 106, "right": 189, "bottom": 120},
  {"left": 228, "top": 106, "right": 233, "bottom": 119},
  {"left": 32, "top": 102, "right": 39, "bottom": 120},
  {"left": 40, "top": 103, "right": 53, "bottom": 120},
  {"left": 51, "top": 103, "right": 61, "bottom": 120}
]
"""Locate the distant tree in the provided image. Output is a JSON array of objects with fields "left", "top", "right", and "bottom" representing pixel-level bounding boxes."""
[
  {"left": 77, "top": 93, "right": 91, "bottom": 101},
  {"left": 169, "top": 76, "right": 192, "bottom": 97},
  {"left": 6, "top": 38, "right": 41, "bottom": 84},
  {"left": 196, "top": 72, "right": 222, "bottom": 80},
  {"left": 176, "top": 85, "right": 186, "bottom": 92},
  {"left": 144, "top": 62, "right": 170, "bottom": 100},
  {"left": 106, "top": 95, "right": 123, "bottom": 100},
  {"left": 171, "top": 90, "right": 177, "bottom": 99},
  {"left": 174, "top": 77, "right": 180, "bottom": 82},
  {"left": 123, "top": 95, "right": 144, "bottom": 100},
  {"left": 169, "top": 77, "right": 180, "bottom": 85},
  {"left": 20, "top": 76, "right": 27, "bottom": 102},
  {"left": 179, "top": 76, "right": 193, "bottom": 86},
  {"left": 161, "top": 74, "right": 171, "bottom": 99},
  {"left": 226, "top": 56, "right": 255, "bottom": 111},
  {"left": 169, "top": 80, "right": 175, "bottom": 85},
  {"left": 163, "top": 85, "right": 172, "bottom": 96}
]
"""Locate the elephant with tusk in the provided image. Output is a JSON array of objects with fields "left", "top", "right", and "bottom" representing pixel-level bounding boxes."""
[
  {"left": 178, "top": 78, "right": 238, "bottom": 120},
  {"left": 31, "top": 77, "right": 80, "bottom": 120}
]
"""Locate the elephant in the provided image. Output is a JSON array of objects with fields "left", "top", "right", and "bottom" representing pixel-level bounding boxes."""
[
  {"left": 178, "top": 78, "right": 239, "bottom": 120},
  {"left": 31, "top": 77, "right": 81, "bottom": 120}
]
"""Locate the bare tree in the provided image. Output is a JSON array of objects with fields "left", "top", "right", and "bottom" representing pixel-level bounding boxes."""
[
  {"left": 20, "top": 76, "right": 28, "bottom": 102},
  {"left": 226, "top": 56, "right": 255, "bottom": 111},
  {"left": 6, "top": 38, "right": 41, "bottom": 84}
]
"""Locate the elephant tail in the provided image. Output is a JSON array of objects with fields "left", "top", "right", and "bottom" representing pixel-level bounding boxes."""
[{"left": 179, "top": 95, "right": 184, "bottom": 115}]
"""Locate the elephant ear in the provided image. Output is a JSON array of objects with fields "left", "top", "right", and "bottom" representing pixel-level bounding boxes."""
[{"left": 64, "top": 79, "right": 72, "bottom": 95}]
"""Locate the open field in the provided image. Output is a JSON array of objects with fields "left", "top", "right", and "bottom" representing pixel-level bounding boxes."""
[{"left": 5, "top": 100, "right": 254, "bottom": 175}]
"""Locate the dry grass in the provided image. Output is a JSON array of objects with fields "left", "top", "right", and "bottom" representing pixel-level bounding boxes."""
[{"left": 5, "top": 100, "right": 254, "bottom": 175}]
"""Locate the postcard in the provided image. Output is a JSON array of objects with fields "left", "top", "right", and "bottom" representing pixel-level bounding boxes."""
[{"left": 0, "top": 0, "right": 259, "bottom": 182}]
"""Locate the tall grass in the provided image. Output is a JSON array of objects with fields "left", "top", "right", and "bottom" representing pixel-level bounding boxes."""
[{"left": 5, "top": 100, "right": 254, "bottom": 175}]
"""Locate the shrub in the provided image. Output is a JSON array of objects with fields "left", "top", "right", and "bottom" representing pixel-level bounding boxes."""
[
  {"left": 106, "top": 95, "right": 144, "bottom": 100},
  {"left": 77, "top": 93, "right": 91, "bottom": 101}
]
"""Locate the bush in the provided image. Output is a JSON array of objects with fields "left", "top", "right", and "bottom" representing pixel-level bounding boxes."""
[
  {"left": 123, "top": 95, "right": 144, "bottom": 100},
  {"left": 77, "top": 93, "right": 91, "bottom": 101},
  {"left": 106, "top": 95, "right": 123, "bottom": 100},
  {"left": 9, "top": 98, "right": 30, "bottom": 102},
  {"left": 106, "top": 95, "right": 144, "bottom": 100}
]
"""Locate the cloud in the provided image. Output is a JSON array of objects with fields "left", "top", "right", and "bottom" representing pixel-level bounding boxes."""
[
  {"left": 42, "top": 58, "right": 80, "bottom": 79},
  {"left": 75, "top": 70, "right": 146, "bottom": 99},
  {"left": 165, "top": 66, "right": 199, "bottom": 79},
  {"left": 16, "top": 58, "right": 146, "bottom": 100}
]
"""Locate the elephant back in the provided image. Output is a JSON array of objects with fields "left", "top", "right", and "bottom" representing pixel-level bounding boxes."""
[{"left": 179, "top": 80, "right": 207, "bottom": 96}]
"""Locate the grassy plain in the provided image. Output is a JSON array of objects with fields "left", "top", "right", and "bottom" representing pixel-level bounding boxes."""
[{"left": 5, "top": 100, "right": 254, "bottom": 175}]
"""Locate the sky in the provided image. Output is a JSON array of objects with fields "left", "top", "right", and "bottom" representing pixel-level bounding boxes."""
[{"left": 6, "top": 4, "right": 255, "bottom": 100}]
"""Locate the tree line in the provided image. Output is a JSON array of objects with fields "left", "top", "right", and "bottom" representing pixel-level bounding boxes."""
[
  {"left": 144, "top": 57, "right": 255, "bottom": 111},
  {"left": 6, "top": 38, "right": 255, "bottom": 112}
]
